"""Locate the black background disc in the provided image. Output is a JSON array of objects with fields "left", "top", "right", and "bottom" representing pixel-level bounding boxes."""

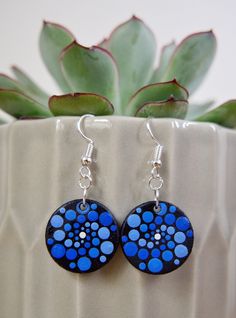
[
  {"left": 45, "top": 199, "right": 119, "bottom": 273},
  {"left": 120, "top": 201, "right": 194, "bottom": 274}
]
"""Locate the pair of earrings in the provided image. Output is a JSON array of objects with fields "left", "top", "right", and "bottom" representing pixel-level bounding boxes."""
[{"left": 45, "top": 115, "right": 194, "bottom": 275}]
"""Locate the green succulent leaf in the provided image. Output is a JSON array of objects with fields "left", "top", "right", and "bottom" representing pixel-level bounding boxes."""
[
  {"left": 162, "top": 31, "right": 217, "bottom": 94},
  {"left": 126, "top": 79, "right": 189, "bottom": 116},
  {"left": 39, "top": 21, "right": 75, "bottom": 92},
  {"left": 135, "top": 97, "right": 188, "bottom": 118},
  {"left": 0, "top": 90, "right": 52, "bottom": 118},
  {"left": 196, "top": 100, "right": 236, "bottom": 128},
  {"left": 11, "top": 66, "right": 49, "bottom": 105},
  {"left": 186, "top": 100, "right": 214, "bottom": 120},
  {"left": 60, "top": 42, "right": 119, "bottom": 111},
  {"left": 49, "top": 93, "right": 114, "bottom": 116},
  {"left": 0, "top": 74, "right": 22, "bottom": 91},
  {"left": 105, "top": 16, "right": 156, "bottom": 111},
  {"left": 151, "top": 41, "right": 176, "bottom": 83}
]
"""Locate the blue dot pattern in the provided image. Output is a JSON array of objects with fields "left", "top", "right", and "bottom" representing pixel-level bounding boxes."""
[
  {"left": 46, "top": 199, "right": 119, "bottom": 273},
  {"left": 121, "top": 201, "right": 194, "bottom": 275}
]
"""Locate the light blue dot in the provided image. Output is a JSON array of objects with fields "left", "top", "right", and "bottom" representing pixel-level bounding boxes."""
[
  {"left": 136, "top": 207, "right": 142, "bottom": 213},
  {"left": 174, "top": 244, "right": 188, "bottom": 258},
  {"left": 128, "top": 229, "right": 140, "bottom": 241},
  {"left": 147, "top": 242, "right": 154, "bottom": 249},
  {"left": 138, "top": 239, "right": 146, "bottom": 247},
  {"left": 159, "top": 203, "right": 167, "bottom": 216},
  {"left": 60, "top": 207, "right": 66, "bottom": 214},
  {"left": 65, "top": 209, "right": 76, "bottom": 221},
  {"left": 110, "top": 225, "right": 117, "bottom": 232},
  {"left": 174, "top": 259, "right": 180, "bottom": 265},
  {"left": 127, "top": 214, "right": 141, "bottom": 228},
  {"left": 76, "top": 202, "right": 90, "bottom": 213},
  {"left": 151, "top": 248, "right": 160, "bottom": 257},
  {"left": 99, "top": 212, "right": 113, "bottom": 226},
  {"left": 77, "top": 257, "right": 91, "bottom": 271},
  {"left": 123, "top": 242, "right": 138, "bottom": 256},
  {"left": 53, "top": 230, "right": 65, "bottom": 241},
  {"left": 100, "top": 255, "right": 106, "bottom": 263},
  {"left": 176, "top": 217, "right": 190, "bottom": 231},
  {"left": 155, "top": 216, "right": 163, "bottom": 225},
  {"left": 101, "top": 241, "right": 114, "bottom": 255},
  {"left": 174, "top": 232, "right": 186, "bottom": 243},
  {"left": 164, "top": 213, "right": 176, "bottom": 225},
  {"left": 77, "top": 215, "right": 86, "bottom": 223},
  {"left": 69, "top": 262, "right": 76, "bottom": 269},
  {"left": 91, "top": 222, "right": 99, "bottom": 230},
  {"left": 98, "top": 227, "right": 110, "bottom": 240},
  {"left": 148, "top": 258, "right": 163, "bottom": 273},
  {"left": 50, "top": 215, "right": 64, "bottom": 228},
  {"left": 167, "top": 241, "right": 175, "bottom": 249},
  {"left": 74, "top": 242, "right": 80, "bottom": 248},
  {"left": 140, "top": 224, "right": 148, "bottom": 232},
  {"left": 161, "top": 225, "right": 167, "bottom": 231},
  {"left": 138, "top": 248, "right": 149, "bottom": 260},
  {"left": 66, "top": 248, "right": 77, "bottom": 260},
  {"left": 78, "top": 248, "right": 86, "bottom": 256},
  {"left": 91, "top": 203, "right": 97, "bottom": 210},
  {"left": 92, "top": 238, "right": 100, "bottom": 246},
  {"left": 162, "top": 250, "right": 173, "bottom": 261},
  {"left": 89, "top": 248, "right": 99, "bottom": 258},
  {"left": 51, "top": 244, "right": 65, "bottom": 259},
  {"left": 64, "top": 223, "right": 71, "bottom": 231},
  {"left": 169, "top": 205, "right": 176, "bottom": 213},
  {"left": 47, "top": 238, "right": 54, "bottom": 245},
  {"left": 167, "top": 226, "right": 175, "bottom": 235},
  {"left": 64, "top": 239, "right": 73, "bottom": 247},
  {"left": 85, "top": 222, "right": 90, "bottom": 227},
  {"left": 88, "top": 211, "right": 98, "bottom": 221},
  {"left": 139, "top": 262, "right": 146, "bottom": 270}
]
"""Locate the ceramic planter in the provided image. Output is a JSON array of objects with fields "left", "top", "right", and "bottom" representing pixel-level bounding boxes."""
[{"left": 0, "top": 116, "right": 236, "bottom": 318}]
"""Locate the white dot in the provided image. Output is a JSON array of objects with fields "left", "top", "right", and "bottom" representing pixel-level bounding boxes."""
[
  {"left": 79, "top": 231, "right": 86, "bottom": 239},
  {"left": 154, "top": 233, "right": 161, "bottom": 240}
]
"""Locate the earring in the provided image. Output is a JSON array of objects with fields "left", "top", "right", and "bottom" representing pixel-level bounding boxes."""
[
  {"left": 120, "top": 119, "right": 194, "bottom": 275},
  {"left": 45, "top": 115, "right": 119, "bottom": 273}
]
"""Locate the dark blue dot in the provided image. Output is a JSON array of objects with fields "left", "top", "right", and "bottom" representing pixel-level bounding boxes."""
[
  {"left": 69, "top": 262, "right": 76, "bottom": 269},
  {"left": 51, "top": 244, "right": 65, "bottom": 259},
  {"left": 92, "top": 238, "right": 100, "bottom": 246},
  {"left": 140, "top": 224, "right": 148, "bottom": 232},
  {"left": 86, "top": 229, "right": 90, "bottom": 233},
  {"left": 66, "top": 248, "right": 77, "bottom": 260},
  {"left": 187, "top": 229, "right": 193, "bottom": 237},
  {"left": 162, "top": 250, "right": 173, "bottom": 261},
  {"left": 89, "top": 248, "right": 99, "bottom": 258},
  {"left": 164, "top": 213, "right": 176, "bottom": 225},
  {"left": 78, "top": 248, "right": 86, "bottom": 256},
  {"left": 176, "top": 217, "right": 190, "bottom": 231},
  {"left": 148, "top": 258, "right": 163, "bottom": 273},
  {"left": 122, "top": 235, "right": 128, "bottom": 243},
  {"left": 99, "top": 212, "right": 113, "bottom": 226},
  {"left": 149, "top": 223, "right": 156, "bottom": 230},
  {"left": 160, "top": 244, "right": 166, "bottom": 251},
  {"left": 139, "top": 262, "right": 146, "bottom": 270},
  {"left": 50, "top": 215, "right": 64, "bottom": 228},
  {"left": 110, "top": 224, "right": 117, "bottom": 232},
  {"left": 77, "top": 257, "right": 91, "bottom": 271},
  {"left": 165, "top": 235, "right": 171, "bottom": 240},
  {"left": 123, "top": 242, "right": 138, "bottom": 257},
  {"left": 91, "top": 232, "right": 96, "bottom": 237},
  {"left": 65, "top": 209, "right": 76, "bottom": 221},
  {"left": 158, "top": 203, "right": 167, "bottom": 216},
  {"left": 47, "top": 238, "right": 54, "bottom": 245},
  {"left": 68, "top": 232, "right": 74, "bottom": 238},
  {"left": 142, "top": 211, "right": 154, "bottom": 223},
  {"left": 167, "top": 241, "right": 175, "bottom": 249},
  {"left": 145, "top": 233, "right": 150, "bottom": 239},
  {"left": 77, "top": 215, "right": 86, "bottom": 223},
  {"left": 138, "top": 248, "right": 149, "bottom": 260},
  {"left": 86, "top": 236, "right": 91, "bottom": 241},
  {"left": 64, "top": 223, "right": 71, "bottom": 231},
  {"left": 155, "top": 216, "right": 163, "bottom": 225},
  {"left": 91, "top": 203, "right": 97, "bottom": 210},
  {"left": 85, "top": 242, "right": 91, "bottom": 248},
  {"left": 73, "top": 223, "right": 79, "bottom": 229},
  {"left": 88, "top": 211, "right": 98, "bottom": 221},
  {"left": 151, "top": 248, "right": 160, "bottom": 257},
  {"left": 169, "top": 205, "right": 176, "bottom": 213}
]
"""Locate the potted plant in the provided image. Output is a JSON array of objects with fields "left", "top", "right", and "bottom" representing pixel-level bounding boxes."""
[{"left": 0, "top": 16, "right": 235, "bottom": 318}]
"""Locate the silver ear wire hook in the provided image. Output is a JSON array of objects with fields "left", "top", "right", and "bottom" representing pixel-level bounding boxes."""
[
  {"left": 146, "top": 118, "right": 164, "bottom": 211},
  {"left": 77, "top": 114, "right": 95, "bottom": 207}
]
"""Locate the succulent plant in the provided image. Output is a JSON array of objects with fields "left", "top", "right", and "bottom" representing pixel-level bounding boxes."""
[{"left": 0, "top": 16, "right": 236, "bottom": 128}]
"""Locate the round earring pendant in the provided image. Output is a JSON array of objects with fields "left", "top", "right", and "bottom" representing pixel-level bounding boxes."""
[
  {"left": 45, "top": 199, "right": 119, "bottom": 273},
  {"left": 121, "top": 201, "right": 194, "bottom": 275}
]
